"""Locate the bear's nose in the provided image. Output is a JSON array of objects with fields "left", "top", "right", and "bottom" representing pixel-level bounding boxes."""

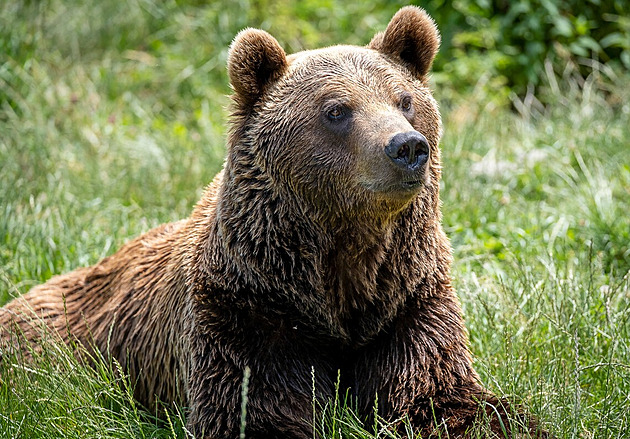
[{"left": 385, "top": 131, "right": 430, "bottom": 171}]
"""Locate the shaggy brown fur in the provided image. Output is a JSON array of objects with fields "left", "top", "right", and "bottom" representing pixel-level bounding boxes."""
[{"left": 1, "top": 7, "right": 547, "bottom": 438}]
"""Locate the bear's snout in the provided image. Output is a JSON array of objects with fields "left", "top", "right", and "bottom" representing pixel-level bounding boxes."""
[{"left": 385, "top": 131, "right": 429, "bottom": 173}]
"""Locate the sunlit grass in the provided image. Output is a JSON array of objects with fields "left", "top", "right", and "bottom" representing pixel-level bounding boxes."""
[
  {"left": 441, "top": 64, "right": 630, "bottom": 439},
  {"left": 0, "top": 326, "right": 191, "bottom": 438}
]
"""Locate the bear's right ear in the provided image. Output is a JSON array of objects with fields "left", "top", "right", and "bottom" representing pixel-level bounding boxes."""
[
  {"left": 369, "top": 6, "right": 440, "bottom": 79},
  {"left": 228, "top": 28, "right": 288, "bottom": 108}
]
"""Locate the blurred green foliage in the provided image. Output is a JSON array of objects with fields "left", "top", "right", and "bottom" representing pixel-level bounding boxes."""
[
  {"left": 2, "top": 0, "right": 628, "bottom": 109},
  {"left": 423, "top": 0, "right": 630, "bottom": 100}
]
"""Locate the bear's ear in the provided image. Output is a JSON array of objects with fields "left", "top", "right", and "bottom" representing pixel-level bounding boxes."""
[
  {"left": 368, "top": 6, "right": 440, "bottom": 79},
  {"left": 228, "top": 28, "right": 288, "bottom": 107}
]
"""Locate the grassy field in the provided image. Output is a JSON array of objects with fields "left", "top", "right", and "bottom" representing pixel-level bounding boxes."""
[{"left": 1, "top": 1, "right": 629, "bottom": 438}]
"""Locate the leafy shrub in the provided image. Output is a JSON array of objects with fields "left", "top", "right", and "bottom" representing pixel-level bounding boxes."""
[{"left": 422, "top": 0, "right": 630, "bottom": 99}]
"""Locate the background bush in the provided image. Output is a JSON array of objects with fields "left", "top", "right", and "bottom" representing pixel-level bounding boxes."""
[
  {"left": 2, "top": 0, "right": 628, "bottom": 111},
  {"left": 425, "top": 0, "right": 630, "bottom": 101}
]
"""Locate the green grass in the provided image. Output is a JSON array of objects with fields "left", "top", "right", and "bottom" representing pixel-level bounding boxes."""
[
  {"left": 0, "top": 331, "right": 192, "bottom": 438},
  {"left": 1, "top": 1, "right": 629, "bottom": 438},
  {"left": 441, "top": 66, "right": 630, "bottom": 438}
]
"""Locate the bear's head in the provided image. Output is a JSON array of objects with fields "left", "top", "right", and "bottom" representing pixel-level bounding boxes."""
[{"left": 226, "top": 6, "right": 441, "bottom": 229}]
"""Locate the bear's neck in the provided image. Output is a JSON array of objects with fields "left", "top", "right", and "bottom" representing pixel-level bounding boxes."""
[{"left": 191, "top": 161, "right": 449, "bottom": 345}]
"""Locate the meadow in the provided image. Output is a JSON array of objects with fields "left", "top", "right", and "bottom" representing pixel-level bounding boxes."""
[{"left": 1, "top": 1, "right": 629, "bottom": 438}]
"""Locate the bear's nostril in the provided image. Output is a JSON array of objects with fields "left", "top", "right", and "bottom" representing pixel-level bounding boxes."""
[
  {"left": 398, "top": 144, "right": 410, "bottom": 159},
  {"left": 386, "top": 131, "right": 429, "bottom": 171},
  {"left": 408, "top": 142, "right": 416, "bottom": 163}
]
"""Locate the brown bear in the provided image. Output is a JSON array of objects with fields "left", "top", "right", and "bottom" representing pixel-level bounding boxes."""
[{"left": 0, "top": 7, "right": 546, "bottom": 439}]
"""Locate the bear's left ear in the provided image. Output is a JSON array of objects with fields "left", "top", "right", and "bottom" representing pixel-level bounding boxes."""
[
  {"left": 369, "top": 6, "right": 440, "bottom": 79},
  {"left": 228, "top": 28, "right": 288, "bottom": 107}
]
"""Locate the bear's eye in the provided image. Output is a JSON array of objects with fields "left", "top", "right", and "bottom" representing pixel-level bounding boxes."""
[
  {"left": 400, "top": 95, "right": 413, "bottom": 112},
  {"left": 326, "top": 105, "right": 346, "bottom": 122}
]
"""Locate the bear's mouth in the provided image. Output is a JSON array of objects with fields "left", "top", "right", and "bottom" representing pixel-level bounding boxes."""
[
  {"left": 359, "top": 172, "right": 426, "bottom": 196},
  {"left": 401, "top": 180, "right": 422, "bottom": 189}
]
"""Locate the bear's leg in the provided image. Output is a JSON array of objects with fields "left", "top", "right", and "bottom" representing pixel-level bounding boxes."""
[
  {"left": 353, "top": 294, "right": 546, "bottom": 438},
  {"left": 186, "top": 338, "right": 335, "bottom": 439}
]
